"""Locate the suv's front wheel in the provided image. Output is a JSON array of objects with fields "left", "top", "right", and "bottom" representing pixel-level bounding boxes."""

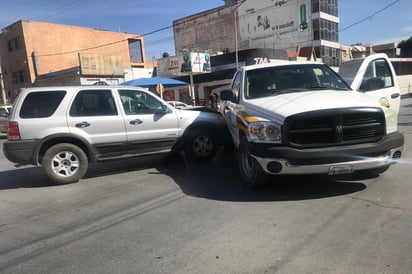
[
  {"left": 43, "top": 143, "right": 88, "bottom": 184},
  {"left": 185, "top": 129, "right": 217, "bottom": 161}
]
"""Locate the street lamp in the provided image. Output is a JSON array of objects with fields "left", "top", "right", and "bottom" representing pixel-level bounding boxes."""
[{"left": 234, "top": 8, "right": 239, "bottom": 69}]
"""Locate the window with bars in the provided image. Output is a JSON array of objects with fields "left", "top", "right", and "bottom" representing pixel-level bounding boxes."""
[
  {"left": 312, "top": 0, "right": 338, "bottom": 16},
  {"left": 312, "top": 18, "right": 339, "bottom": 42},
  {"left": 12, "top": 70, "right": 29, "bottom": 84},
  {"left": 7, "top": 36, "right": 22, "bottom": 52}
]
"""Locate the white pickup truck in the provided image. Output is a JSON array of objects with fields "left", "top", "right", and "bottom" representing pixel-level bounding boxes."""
[{"left": 220, "top": 54, "right": 404, "bottom": 187}]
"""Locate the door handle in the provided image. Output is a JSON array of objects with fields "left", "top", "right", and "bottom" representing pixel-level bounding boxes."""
[
  {"left": 391, "top": 93, "right": 400, "bottom": 99},
  {"left": 130, "top": 119, "right": 143, "bottom": 125},
  {"left": 75, "top": 121, "right": 91, "bottom": 128}
]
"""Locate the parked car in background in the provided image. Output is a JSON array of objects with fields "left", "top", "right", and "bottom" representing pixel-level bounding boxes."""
[
  {"left": 3, "top": 86, "right": 231, "bottom": 184},
  {"left": 0, "top": 105, "right": 12, "bottom": 133},
  {"left": 167, "top": 100, "right": 192, "bottom": 109}
]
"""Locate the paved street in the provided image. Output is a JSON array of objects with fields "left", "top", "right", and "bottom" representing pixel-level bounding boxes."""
[{"left": 0, "top": 97, "right": 411, "bottom": 274}]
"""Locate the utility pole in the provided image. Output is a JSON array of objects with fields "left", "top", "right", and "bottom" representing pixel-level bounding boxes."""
[
  {"left": 232, "top": 0, "right": 246, "bottom": 70},
  {"left": 0, "top": 64, "right": 7, "bottom": 105}
]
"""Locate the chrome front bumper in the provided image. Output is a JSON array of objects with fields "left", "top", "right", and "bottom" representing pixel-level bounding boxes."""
[{"left": 253, "top": 146, "right": 403, "bottom": 175}]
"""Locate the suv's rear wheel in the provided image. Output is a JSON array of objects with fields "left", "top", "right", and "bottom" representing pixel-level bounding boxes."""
[
  {"left": 238, "top": 137, "right": 268, "bottom": 188},
  {"left": 43, "top": 143, "right": 88, "bottom": 184},
  {"left": 185, "top": 129, "right": 217, "bottom": 161}
]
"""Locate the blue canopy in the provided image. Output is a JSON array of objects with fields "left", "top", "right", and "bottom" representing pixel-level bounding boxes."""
[{"left": 121, "top": 77, "right": 188, "bottom": 88}]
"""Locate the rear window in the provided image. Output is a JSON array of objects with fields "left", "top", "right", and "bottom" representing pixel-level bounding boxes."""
[{"left": 20, "top": 91, "right": 66, "bottom": 118}]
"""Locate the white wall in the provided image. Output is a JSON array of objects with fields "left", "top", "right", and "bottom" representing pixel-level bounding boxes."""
[
  {"left": 238, "top": 0, "right": 312, "bottom": 50},
  {"left": 123, "top": 68, "right": 154, "bottom": 82}
]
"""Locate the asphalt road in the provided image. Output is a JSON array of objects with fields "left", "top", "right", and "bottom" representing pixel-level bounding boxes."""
[{"left": 0, "top": 98, "right": 411, "bottom": 274}]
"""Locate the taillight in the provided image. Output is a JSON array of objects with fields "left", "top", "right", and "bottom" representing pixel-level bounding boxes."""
[{"left": 7, "top": 121, "right": 21, "bottom": 140}]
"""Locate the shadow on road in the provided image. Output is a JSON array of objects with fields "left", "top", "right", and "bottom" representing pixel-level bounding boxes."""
[
  {"left": 0, "top": 151, "right": 367, "bottom": 201},
  {"left": 0, "top": 166, "right": 53, "bottom": 189},
  {"left": 153, "top": 151, "right": 367, "bottom": 202},
  {"left": 0, "top": 154, "right": 167, "bottom": 190}
]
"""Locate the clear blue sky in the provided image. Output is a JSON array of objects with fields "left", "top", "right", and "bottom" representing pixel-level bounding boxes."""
[{"left": 1, "top": 0, "right": 411, "bottom": 58}]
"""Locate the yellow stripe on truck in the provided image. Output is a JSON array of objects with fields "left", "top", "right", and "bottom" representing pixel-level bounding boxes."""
[{"left": 236, "top": 111, "right": 261, "bottom": 136}]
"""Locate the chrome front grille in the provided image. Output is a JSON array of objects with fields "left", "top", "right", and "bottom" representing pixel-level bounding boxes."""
[{"left": 285, "top": 108, "right": 386, "bottom": 148}]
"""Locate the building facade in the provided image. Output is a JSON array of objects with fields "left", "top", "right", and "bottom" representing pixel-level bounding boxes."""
[
  {"left": 173, "top": 0, "right": 340, "bottom": 67},
  {"left": 0, "top": 20, "right": 154, "bottom": 103}
]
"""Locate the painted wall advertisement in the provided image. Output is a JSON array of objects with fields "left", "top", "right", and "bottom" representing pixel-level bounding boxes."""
[
  {"left": 157, "top": 50, "right": 212, "bottom": 77},
  {"left": 238, "top": 0, "right": 311, "bottom": 49},
  {"left": 78, "top": 53, "right": 123, "bottom": 76}
]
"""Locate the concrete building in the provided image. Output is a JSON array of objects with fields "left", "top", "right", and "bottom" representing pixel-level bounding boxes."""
[
  {"left": 173, "top": 0, "right": 340, "bottom": 67},
  {"left": 164, "top": 0, "right": 335, "bottom": 105},
  {"left": 170, "top": 0, "right": 412, "bottom": 101},
  {"left": 0, "top": 20, "right": 155, "bottom": 103}
]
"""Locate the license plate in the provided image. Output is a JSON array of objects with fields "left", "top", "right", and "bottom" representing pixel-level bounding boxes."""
[{"left": 328, "top": 165, "right": 355, "bottom": 175}]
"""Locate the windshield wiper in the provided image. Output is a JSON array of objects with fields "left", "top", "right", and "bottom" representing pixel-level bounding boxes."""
[
  {"left": 308, "top": 84, "right": 329, "bottom": 89},
  {"left": 309, "top": 84, "right": 350, "bottom": 91}
]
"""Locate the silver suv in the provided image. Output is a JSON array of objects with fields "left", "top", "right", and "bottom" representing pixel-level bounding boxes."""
[{"left": 3, "top": 86, "right": 230, "bottom": 184}]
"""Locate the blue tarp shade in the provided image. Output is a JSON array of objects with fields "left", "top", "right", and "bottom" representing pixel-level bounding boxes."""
[{"left": 121, "top": 77, "right": 188, "bottom": 88}]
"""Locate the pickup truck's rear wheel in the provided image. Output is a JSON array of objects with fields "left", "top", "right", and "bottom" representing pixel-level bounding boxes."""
[
  {"left": 238, "top": 137, "right": 268, "bottom": 188},
  {"left": 185, "top": 129, "right": 217, "bottom": 161},
  {"left": 43, "top": 143, "right": 88, "bottom": 184}
]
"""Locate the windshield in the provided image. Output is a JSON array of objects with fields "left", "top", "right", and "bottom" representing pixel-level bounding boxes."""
[{"left": 245, "top": 64, "right": 350, "bottom": 99}]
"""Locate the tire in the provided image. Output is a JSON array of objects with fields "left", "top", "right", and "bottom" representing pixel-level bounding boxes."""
[
  {"left": 185, "top": 129, "right": 217, "bottom": 161},
  {"left": 238, "top": 137, "right": 268, "bottom": 188},
  {"left": 43, "top": 143, "right": 88, "bottom": 184}
]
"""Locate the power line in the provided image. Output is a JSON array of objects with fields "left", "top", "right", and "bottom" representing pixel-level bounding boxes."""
[
  {"left": 21, "top": 0, "right": 95, "bottom": 23},
  {"left": 33, "top": 0, "right": 399, "bottom": 59},
  {"left": 33, "top": 1, "right": 90, "bottom": 20},
  {"left": 34, "top": 27, "right": 173, "bottom": 58},
  {"left": 33, "top": 2, "right": 240, "bottom": 58},
  {"left": 339, "top": 0, "right": 400, "bottom": 32}
]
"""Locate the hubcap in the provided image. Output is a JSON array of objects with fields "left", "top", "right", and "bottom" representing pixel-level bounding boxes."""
[
  {"left": 193, "top": 135, "right": 213, "bottom": 156},
  {"left": 51, "top": 151, "right": 80, "bottom": 177}
]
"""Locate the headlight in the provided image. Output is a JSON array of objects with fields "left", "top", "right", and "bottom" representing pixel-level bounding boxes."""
[
  {"left": 248, "top": 122, "right": 282, "bottom": 143},
  {"left": 385, "top": 109, "right": 398, "bottom": 134}
]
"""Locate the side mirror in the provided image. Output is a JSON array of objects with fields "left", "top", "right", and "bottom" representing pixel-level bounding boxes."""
[
  {"left": 155, "top": 103, "right": 171, "bottom": 114},
  {"left": 220, "top": 89, "right": 234, "bottom": 101}
]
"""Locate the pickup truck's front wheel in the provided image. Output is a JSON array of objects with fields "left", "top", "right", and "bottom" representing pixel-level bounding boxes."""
[
  {"left": 238, "top": 137, "right": 268, "bottom": 188},
  {"left": 43, "top": 143, "right": 88, "bottom": 184},
  {"left": 185, "top": 129, "right": 217, "bottom": 161}
]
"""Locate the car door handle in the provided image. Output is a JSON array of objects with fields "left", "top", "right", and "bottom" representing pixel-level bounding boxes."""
[
  {"left": 75, "top": 121, "right": 91, "bottom": 128},
  {"left": 391, "top": 93, "right": 400, "bottom": 99},
  {"left": 130, "top": 119, "right": 143, "bottom": 125}
]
